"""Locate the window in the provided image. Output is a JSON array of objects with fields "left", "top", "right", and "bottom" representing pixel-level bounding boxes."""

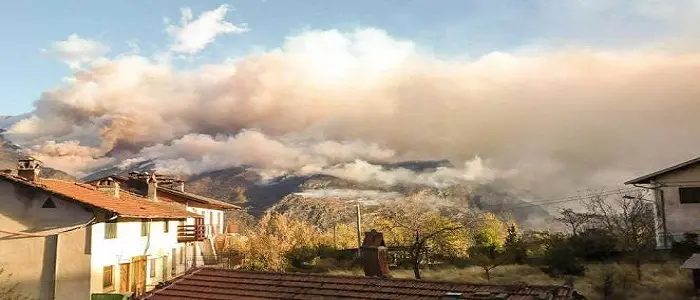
[
  {"left": 180, "top": 246, "right": 185, "bottom": 264},
  {"left": 150, "top": 259, "right": 156, "bottom": 278},
  {"left": 42, "top": 197, "right": 56, "bottom": 208},
  {"left": 164, "top": 220, "right": 169, "bottom": 233},
  {"left": 141, "top": 219, "right": 150, "bottom": 236},
  {"left": 680, "top": 187, "right": 700, "bottom": 204},
  {"left": 103, "top": 266, "right": 114, "bottom": 289},
  {"left": 104, "top": 220, "right": 117, "bottom": 239}
]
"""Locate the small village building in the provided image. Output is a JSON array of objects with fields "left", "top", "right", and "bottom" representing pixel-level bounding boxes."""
[
  {"left": 0, "top": 158, "right": 239, "bottom": 300},
  {"left": 625, "top": 156, "right": 700, "bottom": 249}
]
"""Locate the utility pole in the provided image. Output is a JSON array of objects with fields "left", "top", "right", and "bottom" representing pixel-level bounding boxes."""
[{"left": 356, "top": 202, "right": 362, "bottom": 257}]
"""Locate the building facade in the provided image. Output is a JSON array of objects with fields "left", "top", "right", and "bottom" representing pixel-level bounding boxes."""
[
  {"left": 0, "top": 158, "right": 238, "bottom": 300},
  {"left": 626, "top": 156, "right": 700, "bottom": 249}
]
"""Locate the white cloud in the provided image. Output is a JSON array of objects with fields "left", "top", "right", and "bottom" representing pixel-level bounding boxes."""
[
  {"left": 42, "top": 34, "right": 109, "bottom": 69},
  {"left": 166, "top": 4, "right": 249, "bottom": 55}
]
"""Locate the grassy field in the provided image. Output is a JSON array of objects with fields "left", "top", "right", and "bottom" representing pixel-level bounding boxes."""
[{"left": 329, "top": 262, "right": 694, "bottom": 300}]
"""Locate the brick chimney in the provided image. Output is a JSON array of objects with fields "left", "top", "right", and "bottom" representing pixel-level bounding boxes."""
[
  {"left": 17, "top": 157, "right": 42, "bottom": 182},
  {"left": 360, "top": 229, "right": 390, "bottom": 277},
  {"left": 146, "top": 173, "right": 158, "bottom": 201},
  {"left": 96, "top": 177, "right": 120, "bottom": 198}
]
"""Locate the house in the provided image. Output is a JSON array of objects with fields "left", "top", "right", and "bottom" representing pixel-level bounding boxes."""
[
  {"left": 0, "top": 157, "right": 239, "bottom": 300},
  {"left": 85, "top": 172, "right": 240, "bottom": 265},
  {"left": 625, "top": 156, "right": 700, "bottom": 249},
  {"left": 139, "top": 230, "right": 577, "bottom": 300}
]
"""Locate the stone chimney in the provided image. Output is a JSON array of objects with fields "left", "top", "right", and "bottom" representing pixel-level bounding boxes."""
[
  {"left": 146, "top": 173, "right": 158, "bottom": 201},
  {"left": 360, "top": 229, "right": 390, "bottom": 277},
  {"left": 171, "top": 179, "right": 185, "bottom": 192},
  {"left": 17, "top": 157, "right": 42, "bottom": 182},
  {"left": 96, "top": 177, "right": 120, "bottom": 198}
]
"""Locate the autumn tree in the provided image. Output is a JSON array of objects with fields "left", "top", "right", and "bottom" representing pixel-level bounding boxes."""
[
  {"left": 225, "top": 209, "right": 257, "bottom": 234},
  {"left": 373, "top": 195, "right": 469, "bottom": 279},
  {"left": 236, "top": 213, "right": 322, "bottom": 271},
  {"left": 271, "top": 195, "right": 357, "bottom": 249},
  {"left": 469, "top": 241, "right": 509, "bottom": 281},
  {"left": 467, "top": 213, "right": 512, "bottom": 280}
]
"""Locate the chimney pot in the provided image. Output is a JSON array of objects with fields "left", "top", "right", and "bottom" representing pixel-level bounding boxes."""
[
  {"left": 17, "top": 157, "right": 42, "bottom": 182},
  {"left": 173, "top": 180, "right": 185, "bottom": 192},
  {"left": 96, "top": 177, "right": 120, "bottom": 198},
  {"left": 360, "top": 229, "right": 390, "bottom": 277}
]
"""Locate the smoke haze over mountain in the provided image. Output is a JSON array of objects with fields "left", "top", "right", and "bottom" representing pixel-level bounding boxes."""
[{"left": 2, "top": 5, "right": 700, "bottom": 199}]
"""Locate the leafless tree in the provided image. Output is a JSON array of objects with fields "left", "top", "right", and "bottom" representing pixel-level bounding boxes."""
[
  {"left": 585, "top": 191, "right": 656, "bottom": 280},
  {"left": 555, "top": 208, "right": 597, "bottom": 236}
]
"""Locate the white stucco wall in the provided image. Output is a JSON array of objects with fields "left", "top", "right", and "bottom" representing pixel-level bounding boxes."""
[
  {"left": 186, "top": 207, "right": 225, "bottom": 237},
  {"left": 0, "top": 180, "right": 94, "bottom": 300},
  {"left": 55, "top": 227, "right": 92, "bottom": 300},
  {"left": 652, "top": 165, "right": 700, "bottom": 244},
  {"left": 89, "top": 218, "right": 186, "bottom": 294}
]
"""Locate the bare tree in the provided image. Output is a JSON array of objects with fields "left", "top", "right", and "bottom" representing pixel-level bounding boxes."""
[
  {"left": 585, "top": 191, "right": 656, "bottom": 280},
  {"left": 555, "top": 208, "right": 596, "bottom": 236}
]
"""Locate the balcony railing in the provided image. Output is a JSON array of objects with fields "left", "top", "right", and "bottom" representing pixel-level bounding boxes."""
[{"left": 177, "top": 225, "right": 205, "bottom": 242}]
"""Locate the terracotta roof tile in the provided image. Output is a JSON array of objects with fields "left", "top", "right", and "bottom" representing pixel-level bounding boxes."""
[
  {"left": 140, "top": 268, "right": 574, "bottom": 300},
  {"left": 158, "top": 187, "right": 240, "bottom": 210},
  {"left": 0, "top": 173, "right": 197, "bottom": 219}
]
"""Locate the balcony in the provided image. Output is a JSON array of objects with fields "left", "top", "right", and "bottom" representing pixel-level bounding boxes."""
[{"left": 177, "top": 225, "right": 205, "bottom": 242}]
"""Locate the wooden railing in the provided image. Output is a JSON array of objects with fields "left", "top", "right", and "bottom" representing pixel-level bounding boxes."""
[{"left": 177, "top": 225, "right": 205, "bottom": 242}]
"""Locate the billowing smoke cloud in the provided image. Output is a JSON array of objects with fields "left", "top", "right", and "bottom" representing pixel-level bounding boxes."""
[
  {"left": 4, "top": 9, "right": 700, "bottom": 198},
  {"left": 323, "top": 158, "right": 515, "bottom": 188},
  {"left": 125, "top": 130, "right": 396, "bottom": 177}
]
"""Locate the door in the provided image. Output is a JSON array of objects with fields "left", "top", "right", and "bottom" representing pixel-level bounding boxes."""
[
  {"left": 131, "top": 255, "right": 148, "bottom": 296},
  {"left": 119, "top": 263, "right": 130, "bottom": 293}
]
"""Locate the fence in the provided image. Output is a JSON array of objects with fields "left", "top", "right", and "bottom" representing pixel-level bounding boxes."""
[{"left": 184, "top": 253, "right": 243, "bottom": 272}]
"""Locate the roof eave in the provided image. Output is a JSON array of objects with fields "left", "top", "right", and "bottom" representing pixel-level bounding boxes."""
[
  {"left": 158, "top": 187, "right": 241, "bottom": 210},
  {"left": 624, "top": 156, "right": 700, "bottom": 186}
]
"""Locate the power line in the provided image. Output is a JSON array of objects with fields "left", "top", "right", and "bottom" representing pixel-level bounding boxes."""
[{"left": 498, "top": 188, "right": 644, "bottom": 211}]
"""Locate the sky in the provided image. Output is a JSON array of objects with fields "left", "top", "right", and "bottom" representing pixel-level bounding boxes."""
[
  {"left": 1, "top": 0, "right": 698, "bottom": 115},
  {"left": 0, "top": 0, "right": 699, "bottom": 202}
]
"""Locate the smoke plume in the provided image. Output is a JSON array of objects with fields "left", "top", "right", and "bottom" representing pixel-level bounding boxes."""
[{"left": 4, "top": 22, "right": 700, "bottom": 198}]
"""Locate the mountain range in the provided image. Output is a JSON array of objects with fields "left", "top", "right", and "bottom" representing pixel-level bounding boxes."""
[{"left": 0, "top": 131, "right": 550, "bottom": 228}]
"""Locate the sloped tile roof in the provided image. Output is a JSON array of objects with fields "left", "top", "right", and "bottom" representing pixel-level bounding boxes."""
[
  {"left": 0, "top": 173, "right": 197, "bottom": 219},
  {"left": 139, "top": 268, "right": 574, "bottom": 300},
  {"left": 681, "top": 253, "right": 700, "bottom": 269},
  {"left": 86, "top": 174, "right": 240, "bottom": 210},
  {"left": 158, "top": 187, "right": 240, "bottom": 210}
]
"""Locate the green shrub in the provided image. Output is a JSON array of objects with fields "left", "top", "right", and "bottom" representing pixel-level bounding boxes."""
[
  {"left": 570, "top": 228, "right": 620, "bottom": 262},
  {"left": 671, "top": 233, "right": 700, "bottom": 259},
  {"left": 503, "top": 225, "right": 528, "bottom": 264},
  {"left": 542, "top": 235, "right": 585, "bottom": 276},
  {"left": 286, "top": 246, "right": 320, "bottom": 269}
]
